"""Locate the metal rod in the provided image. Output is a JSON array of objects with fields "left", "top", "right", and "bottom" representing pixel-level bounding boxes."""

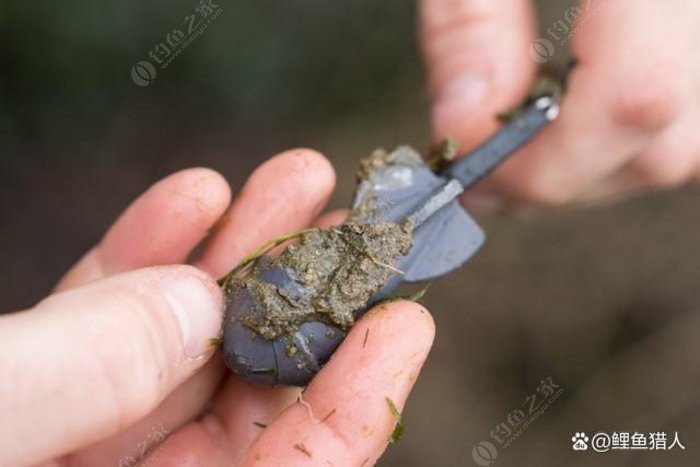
[
  {"left": 405, "top": 94, "right": 562, "bottom": 229},
  {"left": 441, "top": 96, "right": 559, "bottom": 190},
  {"left": 406, "top": 179, "right": 464, "bottom": 228}
]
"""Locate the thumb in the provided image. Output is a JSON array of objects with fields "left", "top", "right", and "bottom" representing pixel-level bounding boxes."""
[
  {"left": 0, "top": 265, "right": 223, "bottom": 466},
  {"left": 420, "top": 0, "right": 538, "bottom": 149}
]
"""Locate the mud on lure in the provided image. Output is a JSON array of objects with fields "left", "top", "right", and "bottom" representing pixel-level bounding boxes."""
[{"left": 219, "top": 95, "right": 561, "bottom": 386}]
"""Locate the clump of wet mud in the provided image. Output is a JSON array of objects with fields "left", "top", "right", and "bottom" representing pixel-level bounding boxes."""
[
  {"left": 220, "top": 148, "right": 422, "bottom": 340},
  {"left": 227, "top": 221, "right": 412, "bottom": 339}
]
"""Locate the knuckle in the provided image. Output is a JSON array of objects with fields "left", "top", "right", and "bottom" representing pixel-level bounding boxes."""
[{"left": 611, "top": 70, "right": 679, "bottom": 132}]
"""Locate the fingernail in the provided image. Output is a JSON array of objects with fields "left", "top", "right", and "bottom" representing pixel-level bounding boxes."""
[
  {"left": 162, "top": 271, "right": 223, "bottom": 359},
  {"left": 432, "top": 74, "right": 490, "bottom": 135}
]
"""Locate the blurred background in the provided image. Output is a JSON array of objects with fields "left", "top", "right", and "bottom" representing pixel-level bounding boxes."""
[{"left": 1, "top": 0, "right": 699, "bottom": 465}]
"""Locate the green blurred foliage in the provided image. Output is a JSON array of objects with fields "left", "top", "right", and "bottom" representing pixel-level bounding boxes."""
[{"left": 0, "top": 0, "right": 420, "bottom": 156}]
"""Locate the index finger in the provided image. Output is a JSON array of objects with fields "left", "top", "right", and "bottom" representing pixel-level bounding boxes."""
[{"left": 55, "top": 168, "right": 231, "bottom": 291}]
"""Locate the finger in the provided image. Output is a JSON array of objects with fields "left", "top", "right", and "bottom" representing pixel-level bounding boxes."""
[
  {"left": 195, "top": 148, "right": 336, "bottom": 278},
  {"left": 578, "top": 112, "right": 700, "bottom": 204},
  {"left": 473, "top": 0, "right": 683, "bottom": 205},
  {"left": 56, "top": 168, "right": 231, "bottom": 291},
  {"left": 210, "top": 379, "right": 301, "bottom": 463},
  {"left": 185, "top": 209, "right": 352, "bottom": 462},
  {"left": 198, "top": 210, "right": 353, "bottom": 461},
  {"left": 126, "top": 420, "right": 232, "bottom": 467},
  {"left": 420, "top": 0, "right": 538, "bottom": 150},
  {"left": 64, "top": 358, "right": 225, "bottom": 466},
  {"left": 240, "top": 301, "right": 435, "bottom": 466},
  {"left": 0, "top": 265, "right": 223, "bottom": 466},
  {"left": 629, "top": 108, "right": 700, "bottom": 189},
  {"left": 565, "top": 170, "right": 644, "bottom": 205},
  {"left": 134, "top": 381, "right": 304, "bottom": 466}
]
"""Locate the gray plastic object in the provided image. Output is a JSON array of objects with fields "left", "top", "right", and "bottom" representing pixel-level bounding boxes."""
[{"left": 222, "top": 96, "right": 560, "bottom": 386}]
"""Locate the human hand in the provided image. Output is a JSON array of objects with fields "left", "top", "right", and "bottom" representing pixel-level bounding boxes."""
[
  {"left": 0, "top": 151, "right": 434, "bottom": 466},
  {"left": 421, "top": 0, "right": 700, "bottom": 206}
]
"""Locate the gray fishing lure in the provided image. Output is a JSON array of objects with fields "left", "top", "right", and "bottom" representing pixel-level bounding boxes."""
[{"left": 220, "top": 96, "right": 560, "bottom": 386}]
